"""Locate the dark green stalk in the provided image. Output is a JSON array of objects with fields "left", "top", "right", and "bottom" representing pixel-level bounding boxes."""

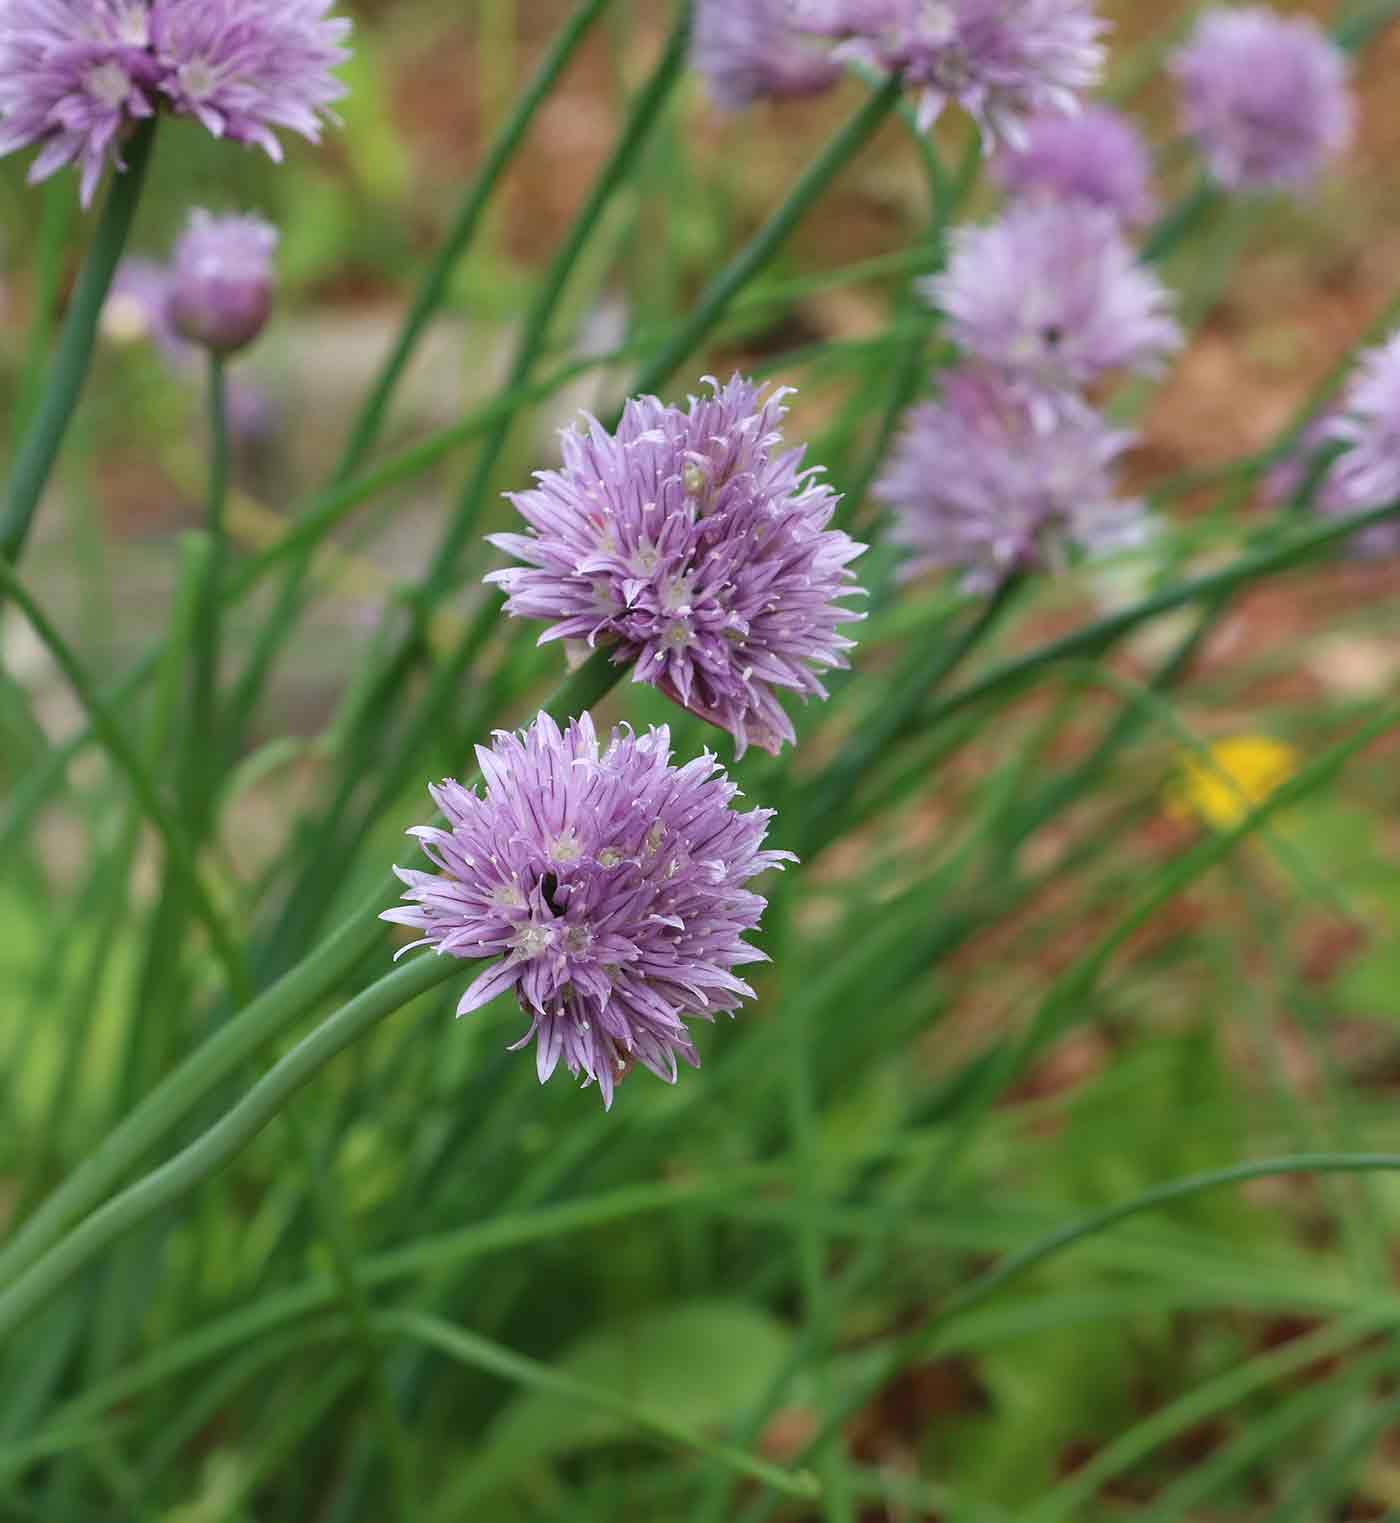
[
  {"left": 187, "top": 354, "right": 229, "bottom": 826},
  {"left": 423, "top": 6, "right": 693, "bottom": 599},
  {"left": 0, "top": 647, "right": 622, "bottom": 1291},
  {"left": 800, "top": 575, "right": 1026, "bottom": 853},
  {"left": 0, "top": 123, "right": 157, "bottom": 569},
  {"left": 0, "top": 955, "right": 460, "bottom": 1342}
]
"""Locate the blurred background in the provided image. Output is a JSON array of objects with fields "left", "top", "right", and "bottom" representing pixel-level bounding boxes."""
[{"left": 3, "top": 2, "right": 1400, "bottom": 1520}]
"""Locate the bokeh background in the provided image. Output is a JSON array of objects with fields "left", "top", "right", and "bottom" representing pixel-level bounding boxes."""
[{"left": 4, "top": 2, "right": 1400, "bottom": 1520}]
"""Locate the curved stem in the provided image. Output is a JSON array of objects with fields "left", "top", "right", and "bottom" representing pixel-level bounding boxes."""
[
  {"left": 0, "top": 646, "right": 623, "bottom": 1290},
  {"left": 0, "top": 121, "right": 157, "bottom": 570},
  {"left": 0, "top": 956, "right": 458, "bottom": 1342}
]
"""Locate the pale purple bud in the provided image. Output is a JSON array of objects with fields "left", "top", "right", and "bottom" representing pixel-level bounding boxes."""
[{"left": 169, "top": 210, "right": 277, "bottom": 355}]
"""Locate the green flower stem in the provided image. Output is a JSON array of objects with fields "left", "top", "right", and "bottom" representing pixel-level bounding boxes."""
[
  {"left": 331, "top": 0, "right": 614, "bottom": 484},
  {"left": 186, "top": 353, "right": 229, "bottom": 826},
  {"left": 0, "top": 559, "right": 246, "bottom": 999},
  {"left": 0, "top": 646, "right": 622, "bottom": 1292},
  {"left": 0, "top": 122, "right": 157, "bottom": 570},
  {"left": 0, "top": 955, "right": 459, "bottom": 1344},
  {"left": 627, "top": 74, "right": 903, "bottom": 402},
  {"left": 916, "top": 498, "right": 1400, "bottom": 733}
]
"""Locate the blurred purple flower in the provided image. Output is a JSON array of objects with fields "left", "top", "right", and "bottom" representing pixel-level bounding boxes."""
[
  {"left": 923, "top": 200, "right": 1181, "bottom": 390},
  {"left": 993, "top": 103, "right": 1156, "bottom": 225},
  {"left": 0, "top": 0, "right": 349, "bottom": 206},
  {"left": 169, "top": 208, "right": 277, "bottom": 354},
  {"left": 1171, "top": 7, "right": 1351, "bottom": 193},
  {"left": 0, "top": 0, "right": 159, "bottom": 205},
  {"left": 1319, "top": 334, "right": 1400, "bottom": 557},
  {"left": 383, "top": 712, "right": 793, "bottom": 1108},
  {"left": 875, "top": 364, "right": 1153, "bottom": 591},
  {"left": 488, "top": 377, "right": 866, "bottom": 759},
  {"left": 693, "top": 0, "right": 841, "bottom": 108},
  {"left": 150, "top": 0, "right": 349, "bottom": 160},
  {"left": 796, "top": 0, "right": 1107, "bottom": 140}
]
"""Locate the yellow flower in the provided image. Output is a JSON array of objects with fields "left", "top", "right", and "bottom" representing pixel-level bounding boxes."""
[{"left": 1168, "top": 735, "right": 1300, "bottom": 831}]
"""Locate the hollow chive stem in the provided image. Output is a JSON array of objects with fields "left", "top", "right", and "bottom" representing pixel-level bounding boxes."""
[
  {"left": 185, "top": 353, "right": 230, "bottom": 828},
  {"left": 0, "top": 122, "right": 157, "bottom": 571},
  {"left": 0, "top": 646, "right": 624, "bottom": 1292}
]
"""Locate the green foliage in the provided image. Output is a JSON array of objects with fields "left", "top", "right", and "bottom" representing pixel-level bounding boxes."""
[{"left": 1, "top": 1, "right": 1399, "bottom": 1520}]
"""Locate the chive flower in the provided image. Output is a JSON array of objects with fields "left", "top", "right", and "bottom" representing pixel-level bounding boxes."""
[
  {"left": 795, "top": 0, "right": 1108, "bottom": 141},
  {"left": 0, "top": 0, "right": 350, "bottom": 205},
  {"left": 923, "top": 200, "right": 1181, "bottom": 391},
  {"left": 993, "top": 103, "right": 1156, "bottom": 226},
  {"left": 875, "top": 365, "right": 1153, "bottom": 591},
  {"left": 169, "top": 209, "right": 277, "bottom": 355},
  {"left": 489, "top": 377, "right": 866, "bottom": 758},
  {"left": 1170, "top": 7, "right": 1351, "bottom": 194},
  {"left": 384, "top": 712, "right": 793, "bottom": 1108},
  {"left": 693, "top": 0, "right": 842, "bottom": 108}
]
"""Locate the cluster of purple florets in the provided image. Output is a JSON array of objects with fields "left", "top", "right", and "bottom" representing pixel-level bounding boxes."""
[
  {"left": 5, "top": 2, "right": 1388, "bottom": 1109},
  {"left": 488, "top": 378, "right": 866, "bottom": 760},
  {"left": 0, "top": 0, "right": 349, "bottom": 203},
  {"left": 383, "top": 714, "right": 793, "bottom": 1108}
]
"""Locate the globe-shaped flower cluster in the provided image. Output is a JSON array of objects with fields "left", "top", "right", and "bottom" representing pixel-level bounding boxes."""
[
  {"left": 0, "top": 0, "right": 349, "bottom": 204},
  {"left": 488, "top": 377, "right": 867, "bottom": 758},
  {"left": 384, "top": 713, "right": 793, "bottom": 1108},
  {"left": 876, "top": 365, "right": 1152, "bottom": 591}
]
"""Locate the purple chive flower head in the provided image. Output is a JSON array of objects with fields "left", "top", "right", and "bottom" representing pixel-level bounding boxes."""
[
  {"left": 168, "top": 209, "right": 277, "bottom": 354},
  {"left": 1171, "top": 7, "right": 1352, "bottom": 193},
  {"left": 383, "top": 712, "right": 793, "bottom": 1108},
  {"left": 875, "top": 365, "right": 1153, "bottom": 591},
  {"left": 488, "top": 377, "right": 867, "bottom": 759},
  {"left": 693, "top": 0, "right": 842, "bottom": 108},
  {"left": 993, "top": 103, "right": 1156, "bottom": 225},
  {"left": 149, "top": 0, "right": 350, "bottom": 160},
  {"left": 796, "top": 0, "right": 1108, "bottom": 140},
  {"left": 0, "top": 0, "right": 349, "bottom": 206},
  {"left": 0, "top": 0, "right": 159, "bottom": 205},
  {"left": 924, "top": 200, "right": 1181, "bottom": 390}
]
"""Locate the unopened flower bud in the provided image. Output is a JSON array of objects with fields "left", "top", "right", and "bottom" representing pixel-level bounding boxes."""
[{"left": 169, "top": 211, "right": 278, "bottom": 355}]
